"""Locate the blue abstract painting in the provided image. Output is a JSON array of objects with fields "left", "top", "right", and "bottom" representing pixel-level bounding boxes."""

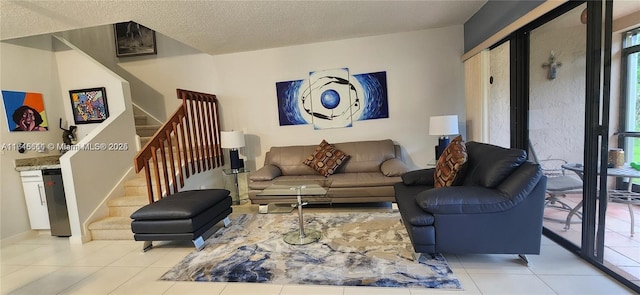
[{"left": 275, "top": 69, "right": 388, "bottom": 129}]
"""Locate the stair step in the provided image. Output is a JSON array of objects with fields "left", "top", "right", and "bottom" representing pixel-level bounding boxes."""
[
  {"left": 91, "top": 229, "right": 134, "bottom": 240},
  {"left": 134, "top": 114, "right": 147, "bottom": 125},
  {"left": 89, "top": 216, "right": 132, "bottom": 230},
  {"left": 136, "top": 125, "right": 162, "bottom": 137},
  {"left": 89, "top": 217, "right": 134, "bottom": 240},
  {"left": 107, "top": 195, "right": 148, "bottom": 207}
]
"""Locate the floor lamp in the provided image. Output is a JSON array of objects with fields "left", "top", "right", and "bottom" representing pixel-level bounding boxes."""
[{"left": 429, "top": 115, "right": 459, "bottom": 160}]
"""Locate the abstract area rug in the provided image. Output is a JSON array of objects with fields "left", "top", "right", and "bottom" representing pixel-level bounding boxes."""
[{"left": 161, "top": 212, "right": 461, "bottom": 289}]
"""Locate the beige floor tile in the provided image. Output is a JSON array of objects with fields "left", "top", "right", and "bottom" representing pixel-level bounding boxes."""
[
  {"left": 0, "top": 264, "right": 26, "bottom": 277},
  {"left": 69, "top": 244, "right": 138, "bottom": 267},
  {"left": 0, "top": 265, "right": 60, "bottom": 295},
  {"left": 219, "top": 282, "right": 283, "bottom": 295},
  {"left": 455, "top": 254, "right": 533, "bottom": 274},
  {"left": 149, "top": 249, "right": 193, "bottom": 268},
  {"left": 6, "top": 266, "right": 101, "bottom": 295},
  {"left": 108, "top": 248, "right": 171, "bottom": 267},
  {"left": 0, "top": 243, "right": 44, "bottom": 261},
  {"left": 0, "top": 244, "right": 61, "bottom": 265},
  {"left": 109, "top": 266, "right": 174, "bottom": 295},
  {"left": 163, "top": 281, "right": 228, "bottom": 294},
  {"left": 539, "top": 274, "right": 636, "bottom": 294},
  {"left": 527, "top": 245, "right": 605, "bottom": 276},
  {"left": 280, "top": 284, "right": 345, "bottom": 295},
  {"left": 343, "top": 285, "right": 410, "bottom": 294},
  {"left": 58, "top": 266, "right": 144, "bottom": 295},
  {"left": 469, "top": 273, "right": 555, "bottom": 294}
]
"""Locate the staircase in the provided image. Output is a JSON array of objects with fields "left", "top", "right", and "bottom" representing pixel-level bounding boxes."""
[
  {"left": 87, "top": 109, "right": 162, "bottom": 240},
  {"left": 88, "top": 90, "right": 224, "bottom": 240}
]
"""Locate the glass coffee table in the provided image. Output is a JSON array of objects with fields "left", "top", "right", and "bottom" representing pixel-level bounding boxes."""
[{"left": 256, "top": 179, "right": 332, "bottom": 245}]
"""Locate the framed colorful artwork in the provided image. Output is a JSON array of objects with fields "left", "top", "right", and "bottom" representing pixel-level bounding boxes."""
[
  {"left": 113, "top": 21, "right": 157, "bottom": 57},
  {"left": 69, "top": 87, "right": 109, "bottom": 124},
  {"left": 275, "top": 69, "right": 388, "bottom": 130},
  {"left": 1, "top": 90, "right": 49, "bottom": 132}
]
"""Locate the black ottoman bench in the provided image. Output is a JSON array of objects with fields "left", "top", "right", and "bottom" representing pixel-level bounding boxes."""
[{"left": 130, "top": 189, "right": 232, "bottom": 251}]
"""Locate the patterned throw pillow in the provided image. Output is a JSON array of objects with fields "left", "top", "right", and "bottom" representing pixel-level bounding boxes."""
[
  {"left": 303, "top": 140, "right": 350, "bottom": 177},
  {"left": 434, "top": 135, "right": 468, "bottom": 188}
]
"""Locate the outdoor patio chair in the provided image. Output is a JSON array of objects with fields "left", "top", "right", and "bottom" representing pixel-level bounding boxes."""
[{"left": 528, "top": 142, "right": 583, "bottom": 228}]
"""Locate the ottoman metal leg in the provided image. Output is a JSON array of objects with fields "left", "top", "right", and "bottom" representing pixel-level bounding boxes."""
[{"left": 142, "top": 241, "right": 153, "bottom": 252}]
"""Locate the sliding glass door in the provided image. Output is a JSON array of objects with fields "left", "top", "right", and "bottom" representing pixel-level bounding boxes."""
[
  {"left": 497, "top": 0, "right": 639, "bottom": 291},
  {"left": 529, "top": 3, "right": 586, "bottom": 249}
]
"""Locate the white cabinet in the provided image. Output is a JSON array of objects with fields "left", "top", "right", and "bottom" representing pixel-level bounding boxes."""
[{"left": 20, "top": 170, "right": 50, "bottom": 229}]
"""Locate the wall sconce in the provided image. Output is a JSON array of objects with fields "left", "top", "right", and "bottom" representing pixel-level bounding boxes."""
[
  {"left": 221, "top": 130, "right": 245, "bottom": 171},
  {"left": 429, "top": 115, "right": 459, "bottom": 160}
]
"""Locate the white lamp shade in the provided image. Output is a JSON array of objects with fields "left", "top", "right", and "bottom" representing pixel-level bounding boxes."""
[
  {"left": 221, "top": 131, "right": 245, "bottom": 149},
  {"left": 429, "top": 115, "right": 459, "bottom": 136}
]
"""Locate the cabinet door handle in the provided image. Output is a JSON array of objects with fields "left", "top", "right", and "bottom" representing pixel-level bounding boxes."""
[{"left": 37, "top": 184, "right": 45, "bottom": 206}]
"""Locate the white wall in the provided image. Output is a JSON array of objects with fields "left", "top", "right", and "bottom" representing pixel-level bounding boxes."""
[
  {"left": 59, "top": 26, "right": 217, "bottom": 123},
  {"left": 212, "top": 26, "right": 466, "bottom": 169},
  {"left": 63, "top": 25, "right": 466, "bottom": 170},
  {"left": 0, "top": 35, "right": 138, "bottom": 242},
  {"left": 53, "top": 37, "right": 137, "bottom": 242},
  {"left": 0, "top": 36, "right": 67, "bottom": 240}
]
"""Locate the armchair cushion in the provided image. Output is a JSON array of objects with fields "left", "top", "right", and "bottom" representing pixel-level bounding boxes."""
[
  {"left": 303, "top": 139, "right": 350, "bottom": 177},
  {"left": 462, "top": 142, "right": 527, "bottom": 188},
  {"left": 434, "top": 135, "right": 467, "bottom": 188},
  {"left": 401, "top": 169, "right": 435, "bottom": 186},
  {"left": 417, "top": 162, "right": 543, "bottom": 214}
]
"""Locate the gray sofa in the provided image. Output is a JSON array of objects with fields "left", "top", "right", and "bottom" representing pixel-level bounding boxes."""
[
  {"left": 248, "top": 139, "right": 409, "bottom": 209},
  {"left": 394, "top": 141, "right": 546, "bottom": 263}
]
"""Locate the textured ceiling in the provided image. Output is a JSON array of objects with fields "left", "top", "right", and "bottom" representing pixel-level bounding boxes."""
[{"left": 0, "top": 0, "right": 487, "bottom": 55}]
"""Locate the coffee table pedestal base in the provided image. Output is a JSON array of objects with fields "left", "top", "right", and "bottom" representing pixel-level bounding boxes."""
[{"left": 283, "top": 229, "right": 322, "bottom": 245}]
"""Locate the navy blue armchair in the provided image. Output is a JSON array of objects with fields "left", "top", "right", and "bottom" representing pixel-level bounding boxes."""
[{"left": 394, "top": 141, "right": 547, "bottom": 263}]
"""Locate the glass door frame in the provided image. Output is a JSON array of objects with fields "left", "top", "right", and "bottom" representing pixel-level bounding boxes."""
[{"left": 509, "top": 0, "right": 638, "bottom": 292}]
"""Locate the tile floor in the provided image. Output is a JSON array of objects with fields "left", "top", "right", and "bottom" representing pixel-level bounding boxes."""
[
  {"left": 1, "top": 202, "right": 636, "bottom": 295},
  {"left": 543, "top": 193, "right": 640, "bottom": 288}
]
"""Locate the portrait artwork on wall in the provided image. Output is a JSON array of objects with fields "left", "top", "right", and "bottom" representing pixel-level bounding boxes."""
[
  {"left": 69, "top": 87, "right": 109, "bottom": 124},
  {"left": 1, "top": 90, "right": 49, "bottom": 132},
  {"left": 113, "top": 21, "right": 157, "bottom": 57},
  {"left": 275, "top": 68, "right": 388, "bottom": 129}
]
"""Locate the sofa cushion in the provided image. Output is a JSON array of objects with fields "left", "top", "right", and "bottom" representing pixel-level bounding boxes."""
[
  {"left": 249, "top": 172, "right": 400, "bottom": 190},
  {"left": 130, "top": 189, "right": 230, "bottom": 220},
  {"left": 333, "top": 139, "right": 396, "bottom": 173},
  {"left": 249, "top": 164, "right": 282, "bottom": 181},
  {"left": 462, "top": 141, "right": 527, "bottom": 188},
  {"left": 303, "top": 140, "right": 350, "bottom": 177},
  {"left": 264, "top": 139, "right": 398, "bottom": 175},
  {"left": 380, "top": 158, "right": 409, "bottom": 176},
  {"left": 434, "top": 135, "right": 467, "bottom": 188}
]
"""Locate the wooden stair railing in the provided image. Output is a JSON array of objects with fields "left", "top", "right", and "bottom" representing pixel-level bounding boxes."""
[{"left": 134, "top": 89, "right": 224, "bottom": 203}]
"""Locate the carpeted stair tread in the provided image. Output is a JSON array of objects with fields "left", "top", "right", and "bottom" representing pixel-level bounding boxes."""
[
  {"left": 134, "top": 115, "right": 147, "bottom": 125},
  {"left": 107, "top": 195, "right": 148, "bottom": 207},
  {"left": 125, "top": 177, "right": 149, "bottom": 187},
  {"left": 91, "top": 228, "right": 134, "bottom": 240},
  {"left": 136, "top": 125, "right": 163, "bottom": 137},
  {"left": 88, "top": 216, "right": 132, "bottom": 230}
]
